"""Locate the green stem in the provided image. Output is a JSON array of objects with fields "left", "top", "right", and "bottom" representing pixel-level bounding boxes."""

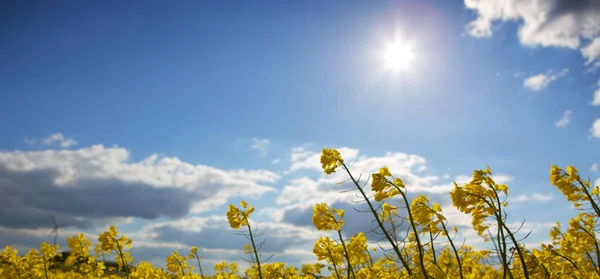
[
  {"left": 42, "top": 253, "right": 49, "bottom": 279},
  {"left": 115, "top": 241, "right": 130, "bottom": 279},
  {"left": 575, "top": 177, "right": 600, "bottom": 218},
  {"left": 244, "top": 217, "right": 263, "bottom": 279},
  {"left": 194, "top": 255, "right": 204, "bottom": 277},
  {"left": 584, "top": 251, "right": 600, "bottom": 277},
  {"left": 529, "top": 252, "right": 550, "bottom": 278},
  {"left": 428, "top": 227, "right": 436, "bottom": 265},
  {"left": 578, "top": 226, "right": 600, "bottom": 275},
  {"left": 440, "top": 221, "right": 463, "bottom": 279},
  {"left": 12, "top": 264, "right": 22, "bottom": 279},
  {"left": 491, "top": 188, "right": 528, "bottom": 279},
  {"left": 341, "top": 163, "right": 412, "bottom": 276},
  {"left": 366, "top": 250, "right": 374, "bottom": 268},
  {"left": 336, "top": 230, "right": 356, "bottom": 279},
  {"left": 496, "top": 215, "right": 509, "bottom": 279},
  {"left": 399, "top": 191, "right": 430, "bottom": 279},
  {"left": 550, "top": 248, "right": 579, "bottom": 270},
  {"left": 487, "top": 189, "right": 510, "bottom": 279},
  {"left": 326, "top": 246, "right": 342, "bottom": 279},
  {"left": 463, "top": 190, "right": 518, "bottom": 279}
]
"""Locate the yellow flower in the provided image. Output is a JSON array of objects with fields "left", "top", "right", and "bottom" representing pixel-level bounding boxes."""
[
  {"left": 243, "top": 243, "right": 253, "bottom": 254},
  {"left": 313, "top": 236, "right": 343, "bottom": 265},
  {"left": 98, "top": 226, "right": 118, "bottom": 252},
  {"left": 301, "top": 263, "right": 325, "bottom": 276},
  {"left": 566, "top": 166, "right": 578, "bottom": 177},
  {"left": 450, "top": 166, "right": 507, "bottom": 238},
  {"left": 379, "top": 167, "right": 391, "bottom": 176},
  {"left": 371, "top": 173, "right": 388, "bottom": 192},
  {"left": 39, "top": 242, "right": 58, "bottom": 262},
  {"left": 226, "top": 201, "right": 254, "bottom": 230},
  {"left": 166, "top": 250, "right": 191, "bottom": 275},
  {"left": 321, "top": 148, "right": 344, "bottom": 174},
  {"left": 371, "top": 169, "right": 403, "bottom": 201},
  {"left": 394, "top": 177, "right": 405, "bottom": 188},
  {"left": 189, "top": 246, "right": 198, "bottom": 258},
  {"left": 381, "top": 203, "right": 397, "bottom": 221},
  {"left": 312, "top": 203, "right": 344, "bottom": 231},
  {"left": 496, "top": 184, "right": 508, "bottom": 194},
  {"left": 410, "top": 195, "right": 445, "bottom": 235}
]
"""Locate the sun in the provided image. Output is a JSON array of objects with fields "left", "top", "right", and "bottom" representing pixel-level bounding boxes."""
[{"left": 382, "top": 40, "right": 415, "bottom": 72}]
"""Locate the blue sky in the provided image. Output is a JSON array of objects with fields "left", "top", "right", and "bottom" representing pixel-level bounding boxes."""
[{"left": 2, "top": 0, "right": 600, "bottom": 273}]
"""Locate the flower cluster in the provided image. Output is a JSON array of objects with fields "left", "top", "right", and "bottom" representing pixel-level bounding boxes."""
[
  {"left": 312, "top": 203, "right": 345, "bottom": 231},
  {"left": 371, "top": 167, "right": 404, "bottom": 202},
  {"left": 5, "top": 149, "right": 600, "bottom": 279},
  {"left": 320, "top": 148, "right": 343, "bottom": 174},
  {"left": 410, "top": 195, "right": 446, "bottom": 235},
  {"left": 226, "top": 200, "right": 255, "bottom": 230},
  {"left": 166, "top": 250, "right": 194, "bottom": 276},
  {"left": 450, "top": 166, "right": 506, "bottom": 236}
]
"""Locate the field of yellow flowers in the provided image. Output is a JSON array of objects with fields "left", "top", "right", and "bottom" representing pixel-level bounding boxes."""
[{"left": 2, "top": 148, "right": 600, "bottom": 278}]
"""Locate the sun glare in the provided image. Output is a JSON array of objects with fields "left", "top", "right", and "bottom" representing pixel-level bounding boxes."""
[{"left": 383, "top": 40, "right": 415, "bottom": 72}]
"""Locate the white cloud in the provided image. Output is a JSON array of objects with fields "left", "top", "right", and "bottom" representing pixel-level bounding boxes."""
[
  {"left": 493, "top": 174, "right": 514, "bottom": 184},
  {"left": 229, "top": 169, "right": 280, "bottom": 183},
  {"left": 440, "top": 203, "right": 473, "bottom": 228},
  {"left": 131, "top": 240, "right": 188, "bottom": 250},
  {"left": 592, "top": 87, "right": 600, "bottom": 105},
  {"left": 464, "top": 0, "right": 600, "bottom": 49},
  {"left": 523, "top": 69, "right": 569, "bottom": 91},
  {"left": 25, "top": 133, "right": 78, "bottom": 148},
  {"left": 0, "top": 146, "right": 277, "bottom": 190},
  {"left": 464, "top": 1, "right": 600, "bottom": 103},
  {"left": 277, "top": 145, "right": 514, "bottom": 216},
  {"left": 555, "top": 110, "right": 572, "bottom": 127},
  {"left": 142, "top": 215, "right": 226, "bottom": 233},
  {"left": 582, "top": 37, "right": 600, "bottom": 69},
  {"left": 272, "top": 147, "right": 459, "bottom": 225},
  {"left": 0, "top": 144, "right": 278, "bottom": 230},
  {"left": 250, "top": 138, "right": 270, "bottom": 155},
  {"left": 290, "top": 145, "right": 312, "bottom": 162},
  {"left": 146, "top": 214, "right": 325, "bottom": 256},
  {"left": 504, "top": 221, "right": 555, "bottom": 234},
  {"left": 271, "top": 158, "right": 281, "bottom": 164},
  {"left": 512, "top": 193, "right": 553, "bottom": 203},
  {"left": 288, "top": 146, "right": 359, "bottom": 173},
  {"left": 275, "top": 176, "right": 355, "bottom": 208},
  {"left": 41, "top": 133, "right": 78, "bottom": 148},
  {"left": 592, "top": 163, "right": 598, "bottom": 172},
  {"left": 434, "top": 208, "right": 554, "bottom": 250},
  {"left": 590, "top": 119, "right": 600, "bottom": 138}
]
